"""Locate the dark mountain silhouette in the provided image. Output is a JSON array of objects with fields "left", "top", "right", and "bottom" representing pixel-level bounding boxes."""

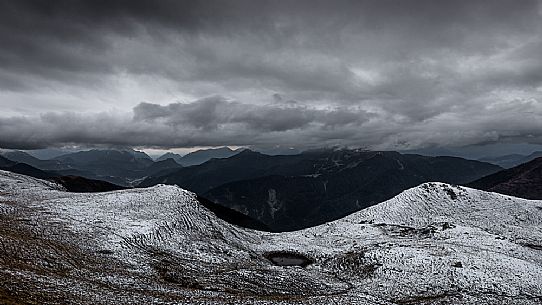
[
  {"left": 144, "top": 158, "right": 183, "bottom": 176},
  {"left": 52, "top": 168, "right": 100, "bottom": 178},
  {"left": 0, "top": 160, "right": 54, "bottom": 180},
  {"left": 1, "top": 150, "right": 66, "bottom": 170},
  {"left": 54, "top": 149, "right": 153, "bottom": 168},
  {"left": 24, "top": 148, "right": 79, "bottom": 160},
  {"left": 1, "top": 150, "right": 92, "bottom": 177},
  {"left": 0, "top": 156, "right": 128, "bottom": 192},
  {"left": 156, "top": 147, "right": 243, "bottom": 166},
  {"left": 196, "top": 195, "right": 271, "bottom": 232},
  {"left": 53, "top": 149, "right": 158, "bottom": 185},
  {"left": 467, "top": 157, "right": 542, "bottom": 199},
  {"left": 141, "top": 149, "right": 501, "bottom": 231},
  {"left": 49, "top": 176, "right": 127, "bottom": 193},
  {"left": 127, "top": 149, "right": 154, "bottom": 160},
  {"left": 1, "top": 150, "right": 39, "bottom": 163},
  {"left": 3, "top": 149, "right": 185, "bottom": 187},
  {"left": 155, "top": 152, "right": 184, "bottom": 164},
  {"left": 479, "top": 151, "right": 542, "bottom": 168},
  {"left": 140, "top": 149, "right": 322, "bottom": 192},
  {"left": 0, "top": 155, "right": 15, "bottom": 167}
]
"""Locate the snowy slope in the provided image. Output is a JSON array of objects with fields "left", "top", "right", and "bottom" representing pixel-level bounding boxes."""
[{"left": 0, "top": 170, "right": 541, "bottom": 304}]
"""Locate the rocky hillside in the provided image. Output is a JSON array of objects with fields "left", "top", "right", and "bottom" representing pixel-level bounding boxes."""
[{"left": 0, "top": 170, "right": 540, "bottom": 304}]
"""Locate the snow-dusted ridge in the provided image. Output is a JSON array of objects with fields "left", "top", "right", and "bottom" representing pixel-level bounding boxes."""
[{"left": 0, "top": 170, "right": 541, "bottom": 304}]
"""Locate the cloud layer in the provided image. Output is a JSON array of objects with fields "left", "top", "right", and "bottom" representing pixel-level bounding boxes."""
[
  {"left": 2, "top": 96, "right": 542, "bottom": 150},
  {"left": 1, "top": 1, "right": 542, "bottom": 150}
]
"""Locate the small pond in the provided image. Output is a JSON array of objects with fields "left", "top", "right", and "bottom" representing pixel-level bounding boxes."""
[{"left": 264, "top": 251, "right": 314, "bottom": 267}]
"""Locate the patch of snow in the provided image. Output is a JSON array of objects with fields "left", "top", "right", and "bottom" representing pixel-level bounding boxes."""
[{"left": 0, "top": 170, "right": 541, "bottom": 304}]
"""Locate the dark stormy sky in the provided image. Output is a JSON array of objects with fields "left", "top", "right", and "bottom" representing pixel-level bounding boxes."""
[{"left": 1, "top": 0, "right": 542, "bottom": 153}]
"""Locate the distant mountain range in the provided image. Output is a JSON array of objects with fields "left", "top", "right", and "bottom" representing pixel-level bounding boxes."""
[
  {"left": 0, "top": 155, "right": 53, "bottom": 179},
  {"left": 141, "top": 148, "right": 502, "bottom": 231},
  {"left": 7, "top": 145, "right": 542, "bottom": 232},
  {"left": 10, "top": 146, "right": 542, "bottom": 231},
  {"left": 2, "top": 147, "right": 242, "bottom": 187},
  {"left": 156, "top": 147, "right": 243, "bottom": 166},
  {"left": 0, "top": 147, "right": 243, "bottom": 188},
  {"left": 0, "top": 155, "right": 125, "bottom": 192},
  {"left": 468, "top": 157, "right": 542, "bottom": 199},
  {"left": 52, "top": 149, "right": 185, "bottom": 186},
  {"left": 1, "top": 149, "right": 182, "bottom": 186},
  {"left": 1, "top": 150, "right": 67, "bottom": 170},
  {"left": 478, "top": 151, "right": 542, "bottom": 168}
]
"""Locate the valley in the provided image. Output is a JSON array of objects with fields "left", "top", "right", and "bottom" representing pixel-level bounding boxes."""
[{"left": 2, "top": 148, "right": 503, "bottom": 231}]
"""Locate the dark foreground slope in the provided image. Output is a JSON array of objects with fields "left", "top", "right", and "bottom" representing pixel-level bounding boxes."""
[
  {"left": 0, "top": 150, "right": 66, "bottom": 170},
  {"left": 142, "top": 149, "right": 501, "bottom": 231},
  {"left": 1, "top": 155, "right": 56, "bottom": 179},
  {"left": 49, "top": 176, "right": 128, "bottom": 193},
  {"left": 0, "top": 156, "right": 127, "bottom": 193},
  {"left": 468, "top": 157, "right": 542, "bottom": 199},
  {"left": 196, "top": 195, "right": 271, "bottom": 231}
]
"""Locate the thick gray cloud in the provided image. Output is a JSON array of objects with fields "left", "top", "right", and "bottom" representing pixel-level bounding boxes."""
[
  {"left": 0, "top": 96, "right": 373, "bottom": 149},
  {"left": 1, "top": 1, "right": 542, "bottom": 150},
  {"left": 1, "top": 96, "right": 542, "bottom": 151},
  {"left": 133, "top": 96, "right": 369, "bottom": 131}
]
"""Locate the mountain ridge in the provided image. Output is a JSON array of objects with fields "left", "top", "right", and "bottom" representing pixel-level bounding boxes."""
[
  {"left": 156, "top": 147, "right": 243, "bottom": 166},
  {"left": 0, "top": 170, "right": 540, "bottom": 304},
  {"left": 142, "top": 149, "right": 502, "bottom": 231},
  {"left": 468, "top": 157, "right": 542, "bottom": 199},
  {"left": 479, "top": 151, "right": 542, "bottom": 168}
]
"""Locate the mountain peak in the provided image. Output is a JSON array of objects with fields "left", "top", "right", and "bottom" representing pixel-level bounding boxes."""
[
  {"left": 160, "top": 152, "right": 177, "bottom": 157},
  {"left": 173, "top": 146, "right": 243, "bottom": 166},
  {"left": 153, "top": 157, "right": 182, "bottom": 166},
  {"left": 234, "top": 148, "right": 260, "bottom": 156}
]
